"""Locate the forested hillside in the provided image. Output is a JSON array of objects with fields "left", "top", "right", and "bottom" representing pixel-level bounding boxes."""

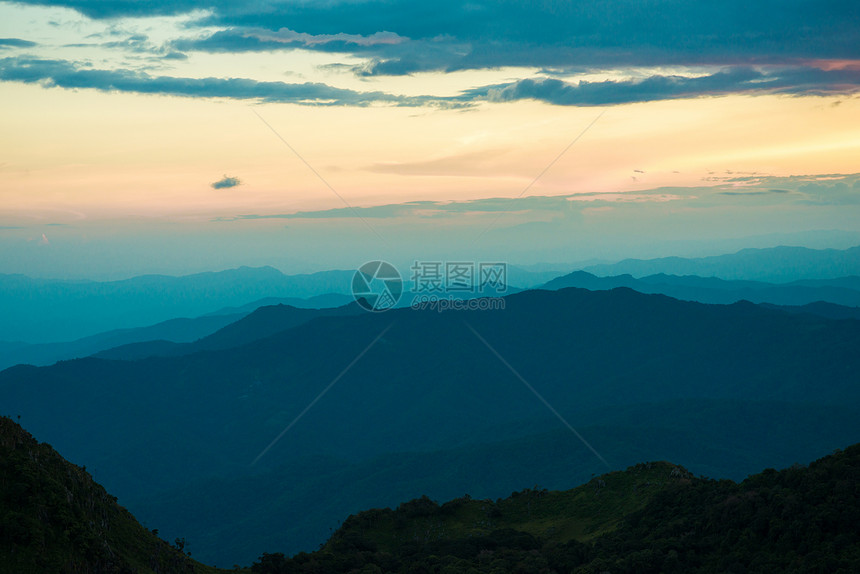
[{"left": 252, "top": 444, "right": 860, "bottom": 573}]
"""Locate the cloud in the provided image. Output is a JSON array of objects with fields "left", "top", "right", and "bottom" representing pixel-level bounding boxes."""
[
  {"left": 180, "top": 1, "right": 860, "bottom": 66},
  {"left": 210, "top": 174, "right": 860, "bottom": 223},
  {"left": 211, "top": 174, "right": 241, "bottom": 189},
  {"left": 466, "top": 67, "right": 860, "bottom": 106},
  {"left": 795, "top": 178, "right": 860, "bottom": 205},
  {"left": 701, "top": 173, "right": 860, "bottom": 206},
  {"left": 368, "top": 149, "right": 509, "bottom": 177},
  {"left": 719, "top": 189, "right": 794, "bottom": 196},
  {"left": 7, "top": 1, "right": 860, "bottom": 106},
  {"left": 15, "top": 0, "right": 860, "bottom": 72},
  {"left": 6, "top": 55, "right": 856, "bottom": 109},
  {"left": 177, "top": 28, "right": 466, "bottom": 77},
  {"left": 212, "top": 191, "right": 687, "bottom": 221},
  {"left": 0, "top": 57, "right": 455, "bottom": 107},
  {"left": 0, "top": 38, "right": 37, "bottom": 48},
  {"left": 175, "top": 28, "right": 406, "bottom": 54},
  {"left": 8, "top": 0, "right": 207, "bottom": 18}
]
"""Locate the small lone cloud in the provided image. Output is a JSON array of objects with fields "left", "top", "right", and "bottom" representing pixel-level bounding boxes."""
[{"left": 212, "top": 175, "right": 241, "bottom": 189}]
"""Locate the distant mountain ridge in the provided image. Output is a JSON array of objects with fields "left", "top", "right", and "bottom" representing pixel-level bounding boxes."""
[
  {"left": 0, "top": 293, "right": 359, "bottom": 371},
  {"left": 543, "top": 269, "right": 860, "bottom": 309},
  {"left": 4, "top": 244, "right": 856, "bottom": 343},
  {"left": 0, "top": 312, "right": 248, "bottom": 372},
  {"left": 582, "top": 244, "right": 860, "bottom": 282},
  {"left": 95, "top": 301, "right": 365, "bottom": 361},
  {"left": 0, "top": 266, "right": 355, "bottom": 343}
]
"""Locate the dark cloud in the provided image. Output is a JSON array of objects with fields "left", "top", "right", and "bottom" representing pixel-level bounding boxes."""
[
  {"left": 182, "top": 0, "right": 860, "bottom": 67},
  {"left": 466, "top": 67, "right": 860, "bottom": 106},
  {"left": 174, "top": 28, "right": 407, "bottom": 55},
  {"left": 9, "top": 0, "right": 210, "bottom": 18},
  {"left": 0, "top": 38, "right": 37, "bottom": 48},
  {"left": 176, "top": 28, "right": 464, "bottom": 77},
  {"left": 15, "top": 1, "right": 860, "bottom": 71},
  {"left": 0, "top": 57, "right": 452, "bottom": 106},
  {"left": 3, "top": 55, "right": 858, "bottom": 108},
  {"left": 8, "top": 1, "right": 860, "bottom": 105},
  {"left": 211, "top": 175, "right": 241, "bottom": 189}
]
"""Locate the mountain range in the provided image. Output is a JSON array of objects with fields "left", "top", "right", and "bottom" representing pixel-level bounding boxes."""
[
  {"left": 4, "top": 244, "right": 859, "bottom": 345},
  {"left": 0, "top": 293, "right": 357, "bottom": 371},
  {"left": 2, "top": 284, "right": 858, "bottom": 564},
  {"left": 0, "top": 267, "right": 354, "bottom": 343}
]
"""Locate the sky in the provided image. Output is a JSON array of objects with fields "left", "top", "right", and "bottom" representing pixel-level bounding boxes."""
[{"left": 1, "top": 0, "right": 860, "bottom": 279}]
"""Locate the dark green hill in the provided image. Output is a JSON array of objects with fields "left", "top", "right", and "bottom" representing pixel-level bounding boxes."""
[
  {"left": 252, "top": 444, "right": 860, "bottom": 573},
  {"left": 324, "top": 461, "right": 683, "bottom": 554},
  {"left": 0, "top": 416, "right": 227, "bottom": 574}
]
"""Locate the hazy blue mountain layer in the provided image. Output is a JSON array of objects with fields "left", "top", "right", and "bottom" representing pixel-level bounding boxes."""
[
  {"left": 583, "top": 244, "right": 860, "bottom": 282},
  {"left": 0, "top": 266, "right": 353, "bottom": 343},
  {"left": 543, "top": 269, "right": 860, "bottom": 308}
]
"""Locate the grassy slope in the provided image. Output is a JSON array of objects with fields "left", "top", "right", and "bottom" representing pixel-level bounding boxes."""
[
  {"left": 326, "top": 461, "right": 686, "bottom": 554},
  {"left": 256, "top": 445, "right": 860, "bottom": 573}
]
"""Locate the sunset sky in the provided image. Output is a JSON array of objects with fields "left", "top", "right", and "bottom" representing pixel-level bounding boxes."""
[{"left": 2, "top": 0, "right": 860, "bottom": 278}]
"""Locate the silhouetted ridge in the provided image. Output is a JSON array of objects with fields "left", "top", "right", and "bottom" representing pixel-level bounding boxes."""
[
  {"left": 94, "top": 301, "right": 365, "bottom": 360},
  {"left": 0, "top": 416, "right": 215, "bottom": 574}
]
